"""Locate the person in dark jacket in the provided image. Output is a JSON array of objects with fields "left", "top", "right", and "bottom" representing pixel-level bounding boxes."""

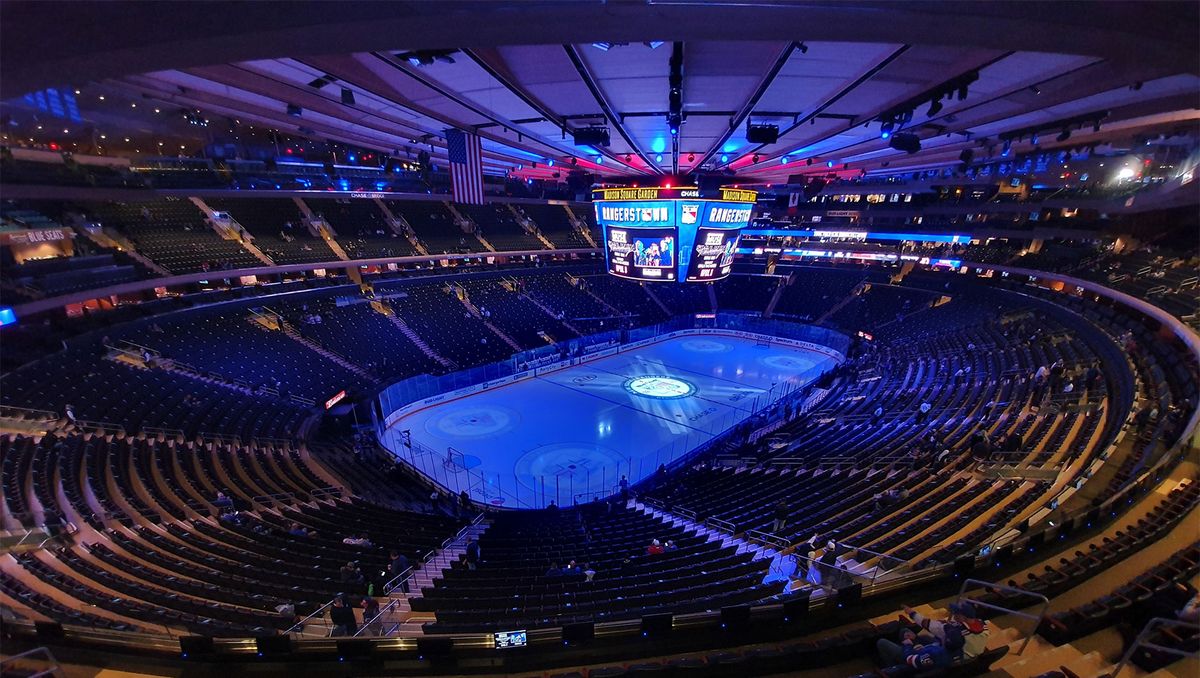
[
  {"left": 329, "top": 595, "right": 358, "bottom": 636},
  {"left": 465, "top": 538, "right": 481, "bottom": 570}
]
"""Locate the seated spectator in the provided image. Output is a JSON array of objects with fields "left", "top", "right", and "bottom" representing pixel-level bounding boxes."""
[
  {"left": 340, "top": 561, "right": 364, "bottom": 585},
  {"left": 213, "top": 491, "right": 233, "bottom": 509},
  {"left": 583, "top": 562, "right": 596, "bottom": 582},
  {"left": 288, "top": 522, "right": 314, "bottom": 538},
  {"left": 664, "top": 539, "right": 678, "bottom": 552},
  {"left": 877, "top": 628, "right": 950, "bottom": 675},
  {"left": 646, "top": 539, "right": 665, "bottom": 556},
  {"left": 545, "top": 562, "right": 562, "bottom": 577},
  {"left": 342, "top": 534, "right": 373, "bottom": 547},
  {"left": 904, "top": 602, "right": 989, "bottom": 660},
  {"left": 915, "top": 401, "right": 932, "bottom": 424}
]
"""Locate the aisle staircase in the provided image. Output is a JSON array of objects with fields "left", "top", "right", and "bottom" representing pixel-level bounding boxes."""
[
  {"left": 188, "top": 197, "right": 274, "bottom": 266},
  {"left": 763, "top": 275, "right": 789, "bottom": 318},
  {"left": 383, "top": 312, "right": 457, "bottom": 371},
  {"left": 629, "top": 498, "right": 792, "bottom": 593},
  {"left": 375, "top": 198, "right": 429, "bottom": 255},
  {"left": 454, "top": 287, "right": 523, "bottom": 353},
  {"left": 507, "top": 204, "right": 555, "bottom": 250},
  {"left": 642, "top": 284, "right": 674, "bottom": 317},
  {"left": 562, "top": 205, "right": 598, "bottom": 247},
  {"left": 391, "top": 516, "right": 491, "bottom": 632}
]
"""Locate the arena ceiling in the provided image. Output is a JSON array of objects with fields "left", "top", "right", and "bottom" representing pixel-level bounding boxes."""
[{"left": 3, "top": 1, "right": 1198, "bottom": 183}]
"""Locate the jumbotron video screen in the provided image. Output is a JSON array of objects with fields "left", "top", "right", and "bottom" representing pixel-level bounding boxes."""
[{"left": 593, "top": 186, "right": 756, "bottom": 283}]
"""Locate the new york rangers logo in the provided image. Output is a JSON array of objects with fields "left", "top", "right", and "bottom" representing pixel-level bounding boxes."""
[{"left": 680, "top": 203, "right": 699, "bottom": 225}]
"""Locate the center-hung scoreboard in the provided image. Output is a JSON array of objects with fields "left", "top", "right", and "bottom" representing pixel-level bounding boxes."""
[{"left": 592, "top": 186, "right": 757, "bottom": 283}]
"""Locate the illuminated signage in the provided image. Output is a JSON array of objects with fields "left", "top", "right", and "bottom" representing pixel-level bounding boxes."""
[
  {"left": 494, "top": 630, "right": 527, "bottom": 649},
  {"left": 595, "top": 188, "right": 756, "bottom": 283},
  {"left": 324, "top": 390, "right": 347, "bottom": 410},
  {"left": 0, "top": 307, "right": 15, "bottom": 327},
  {"left": 0, "top": 228, "right": 72, "bottom": 245},
  {"left": 605, "top": 226, "right": 677, "bottom": 281},
  {"left": 685, "top": 227, "right": 740, "bottom": 281}
]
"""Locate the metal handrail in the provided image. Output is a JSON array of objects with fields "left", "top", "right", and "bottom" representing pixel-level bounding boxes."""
[
  {"left": 285, "top": 598, "right": 336, "bottom": 637},
  {"left": 381, "top": 566, "right": 414, "bottom": 596},
  {"left": 72, "top": 419, "right": 126, "bottom": 435},
  {"left": 956, "top": 578, "right": 1050, "bottom": 655},
  {"left": 0, "top": 646, "right": 65, "bottom": 678},
  {"left": 707, "top": 516, "right": 737, "bottom": 533},
  {"left": 354, "top": 597, "right": 404, "bottom": 637},
  {"left": 0, "top": 404, "right": 59, "bottom": 421},
  {"left": 1111, "top": 617, "right": 1199, "bottom": 677}
]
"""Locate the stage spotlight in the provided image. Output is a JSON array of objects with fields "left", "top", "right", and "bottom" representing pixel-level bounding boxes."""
[
  {"left": 752, "top": 154, "right": 760, "bottom": 163},
  {"left": 880, "top": 121, "right": 893, "bottom": 140},
  {"left": 720, "top": 153, "right": 728, "bottom": 163},
  {"left": 687, "top": 153, "right": 695, "bottom": 162},
  {"left": 655, "top": 153, "right": 663, "bottom": 163}
]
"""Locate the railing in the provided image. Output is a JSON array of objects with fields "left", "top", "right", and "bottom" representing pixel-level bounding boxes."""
[
  {"left": 0, "top": 646, "right": 65, "bottom": 678},
  {"left": 198, "top": 431, "right": 242, "bottom": 446},
  {"left": 0, "top": 522, "right": 76, "bottom": 553},
  {"left": 72, "top": 419, "right": 125, "bottom": 436},
  {"left": 249, "top": 487, "right": 340, "bottom": 507},
  {"left": 354, "top": 597, "right": 406, "bottom": 637},
  {"left": 142, "top": 426, "right": 185, "bottom": 439},
  {"left": 285, "top": 598, "right": 337, "bottom": 639},
  {"left": 1111, "top": 617, "right": 1199, "bottom": 677},
  {"left": 0, "top": 404, "right": 59, "bottom": 422},
  {"left": 956, "top": 579, "right": 1049, "bottom": 655}
]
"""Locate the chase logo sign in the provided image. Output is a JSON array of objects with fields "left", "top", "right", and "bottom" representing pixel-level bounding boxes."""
[{"left": 680, "top": 204, "right": 699, "bottom": 225}]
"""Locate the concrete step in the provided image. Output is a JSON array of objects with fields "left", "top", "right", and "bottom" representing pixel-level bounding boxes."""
[{"left": 993, "top": 640, "right": 1086, "bottom": 676}]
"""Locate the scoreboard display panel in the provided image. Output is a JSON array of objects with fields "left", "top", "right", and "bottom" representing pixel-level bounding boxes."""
[
  {"left": 594, "top": 186, "right": 756, "bottom": 283},
  {"left": 685, "top": 227, "right": 740, "bottom": 281},
  {"left": 606, "top": 226, "right": 678, "bottom": 281}
]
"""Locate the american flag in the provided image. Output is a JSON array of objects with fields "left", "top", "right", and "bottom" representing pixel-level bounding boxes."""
[{"left": 445, "top": 128, "right": 484, "bottom": 205}]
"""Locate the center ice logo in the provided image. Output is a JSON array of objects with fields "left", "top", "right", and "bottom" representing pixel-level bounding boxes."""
[{"left": 624, "top": 375, "right": 697, "bottom": 400}]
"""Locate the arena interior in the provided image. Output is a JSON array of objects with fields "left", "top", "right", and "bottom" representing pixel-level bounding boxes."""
[{"left": 0, "top": 2, "right": 1198, "bottom": 677}]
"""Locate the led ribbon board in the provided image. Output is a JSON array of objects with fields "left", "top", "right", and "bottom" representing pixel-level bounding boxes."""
[{"left": 593, "top": 186, "right": 756, "bottom": 283}]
